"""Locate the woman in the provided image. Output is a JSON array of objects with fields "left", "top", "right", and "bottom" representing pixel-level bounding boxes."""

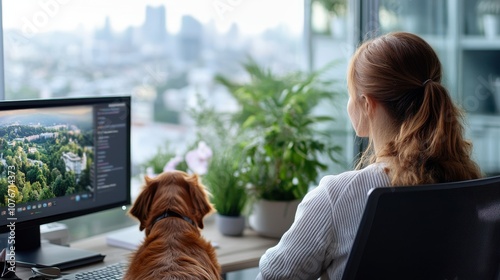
[{"left": 256, "top": 32, "right": 482, "bottom": 279}]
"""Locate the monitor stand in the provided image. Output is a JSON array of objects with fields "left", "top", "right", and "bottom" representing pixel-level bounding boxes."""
[{"left": 14, "top": 225, "right": 105, "bottom": 270}]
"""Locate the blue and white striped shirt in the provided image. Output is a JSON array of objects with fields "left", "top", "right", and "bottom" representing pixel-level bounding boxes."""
[{"left": 257, "top": 163, "right": 391, "bottom": 280}]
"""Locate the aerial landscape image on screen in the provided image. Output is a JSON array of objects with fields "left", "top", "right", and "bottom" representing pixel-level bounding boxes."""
[{"left": 0, "top": 106, "right": 94, "bottom": 206}]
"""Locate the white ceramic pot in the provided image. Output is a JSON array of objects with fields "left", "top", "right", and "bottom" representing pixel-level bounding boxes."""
[
  {"left": 248, "top": 199, "right": 301, "bottom": 238},
  {"left": 215, "top": 214, "right": 246, "bottom": 236},
  {"left": 483, "top": 14, "right": 500, "bottom": 38}
]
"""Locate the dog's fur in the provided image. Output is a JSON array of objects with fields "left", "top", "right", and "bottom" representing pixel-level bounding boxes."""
[{"left": 124, "top": 171, "right": 221, "bottom": 280}]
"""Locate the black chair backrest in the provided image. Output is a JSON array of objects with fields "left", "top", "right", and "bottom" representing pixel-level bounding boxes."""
[{"left": 342, "top": 175, "right": 500, "bottom": 280}]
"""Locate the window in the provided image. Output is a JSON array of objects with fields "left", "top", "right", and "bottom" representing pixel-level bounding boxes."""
[{"left": 1, "top": 0, "right": 305, "bottom": 238}]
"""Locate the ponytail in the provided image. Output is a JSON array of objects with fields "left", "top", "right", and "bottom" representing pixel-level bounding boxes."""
[{"left": 384, "top": 82, "right": 481, "bottom": 185}]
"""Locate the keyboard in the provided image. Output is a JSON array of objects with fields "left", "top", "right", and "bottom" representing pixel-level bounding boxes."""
[{"left": 60, "top": 262, "right": 128, "bottom": 280}]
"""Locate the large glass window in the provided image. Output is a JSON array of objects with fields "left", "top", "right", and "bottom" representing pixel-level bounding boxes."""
[{"left": 1, "top": 0, "right": 305, "bottom": 175}]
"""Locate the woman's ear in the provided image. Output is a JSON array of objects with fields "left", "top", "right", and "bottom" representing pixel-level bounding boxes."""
[{"left": 361, "top": 94, "right": 378, "bottom": 116}]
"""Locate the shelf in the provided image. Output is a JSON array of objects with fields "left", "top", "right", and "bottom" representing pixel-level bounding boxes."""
[
  {"left": 460, "top": 36, "right": 500, "bottom": 50},
  {"left": 468, "top": 114, "right": 500, "bottom": 127}
]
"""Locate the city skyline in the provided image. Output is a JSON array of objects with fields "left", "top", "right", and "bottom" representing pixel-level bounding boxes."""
[
  {"left": 1, "top": 1, "right": 307, "bottom": 169},
  {"left": 2, "top": 0, "right": 304, "bottom": 36}
]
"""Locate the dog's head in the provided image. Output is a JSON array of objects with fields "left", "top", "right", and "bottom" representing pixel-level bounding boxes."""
[{"left": 129, "top": 171, "right": 214, "bottom": 234}]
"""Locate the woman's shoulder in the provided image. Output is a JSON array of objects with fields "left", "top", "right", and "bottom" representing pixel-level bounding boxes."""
[
  {"left": 321, "top": 163, "right": 388, "bottom": 185},
  {"left": 317, "top": 163, "right": 390, "bottom": 201}
]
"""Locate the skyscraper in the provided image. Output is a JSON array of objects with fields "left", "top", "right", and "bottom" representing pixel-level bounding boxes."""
[
  {"left": 143, "top": 5, "right": 166, "bottom": 44},
  {"left": 94, "top": 16, "right": 113, "bottom": 41},
  {"left": 179, "top": 15, "right": 202, "bottom": 62}
]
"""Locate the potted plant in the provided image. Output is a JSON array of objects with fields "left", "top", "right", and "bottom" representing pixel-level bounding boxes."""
[
  {"left": 478, "top": 0, "right": 500, "bottom": 38},
  {"left": 215, "top": 58, "right": 342, "bottom": 238},
  {"left": 185, "top": 96, "right": 250, "bottom": 236},
  {"left": 202, "top": 147, "right": 248, "bottom": 236}
]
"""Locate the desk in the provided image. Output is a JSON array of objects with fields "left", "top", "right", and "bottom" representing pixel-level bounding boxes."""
[{"left": 15, "top": 221, "right": 279, "bottom": 278}]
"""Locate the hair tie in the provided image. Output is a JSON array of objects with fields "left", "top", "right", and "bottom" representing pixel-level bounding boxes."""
[{"left": 422, "top": 79, "right": 432, "bottom": 86}]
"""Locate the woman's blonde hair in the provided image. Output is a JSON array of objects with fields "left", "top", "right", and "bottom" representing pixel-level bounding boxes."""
[{"left": 348, "top": 32, "right": 482, "bottom": 186}]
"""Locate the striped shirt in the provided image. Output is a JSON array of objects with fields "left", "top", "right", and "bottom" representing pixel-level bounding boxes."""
[{"left": 256, "top": 163, "right": 391, "bottom": 280}]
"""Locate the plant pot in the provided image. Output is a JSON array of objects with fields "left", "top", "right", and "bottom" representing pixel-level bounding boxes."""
[
  {"left": 248, "top": 199, "right": 301, "bottom": 238},
  {"left": 215, "top": 214, "right": 246, "bottom": 236},
  {"left": 483, "top": 14, "right": 500, "bottom": 38}
]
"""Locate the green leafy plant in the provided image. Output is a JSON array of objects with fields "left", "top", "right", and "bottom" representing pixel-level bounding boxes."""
[
  {"left": 314, "top": 0, "right": 346, "bottom": 16},
  {"left": 216, "top": 58, "right": 343, "bottom": 201},
  {"left": 187, "top": 96, "right": 248, "bottom": 216},
  {"left": 203, "top": 147, "right": 247, "bottom": 217},
  {"left": 140, "top": 144, "right": 182, "bottom": 175},
  {"left": 141, "top": 96, "right": 233, "bottom": 178}
]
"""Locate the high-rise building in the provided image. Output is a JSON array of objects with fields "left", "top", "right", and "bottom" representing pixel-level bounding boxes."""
[
  {"left": 179, "top": 15, "right": 202, "bottom": 62},
  {"left": 143, "top": 5, "right": 166, "bottom": 44},
  {"left": 94, "top": 16, "right": 113, "bottom": 41}
]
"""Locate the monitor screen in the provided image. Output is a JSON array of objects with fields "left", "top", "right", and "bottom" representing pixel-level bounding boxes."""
[{"left": 0, "top": 96, "right": 131, "bottom": 268}]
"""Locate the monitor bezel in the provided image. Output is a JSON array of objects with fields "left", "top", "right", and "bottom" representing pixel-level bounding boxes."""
[{"left": 0, "top": 95, "right": 132, "bottom": 233}]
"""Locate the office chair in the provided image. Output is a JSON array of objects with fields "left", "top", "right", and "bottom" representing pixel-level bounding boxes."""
[{"left": 342, "top": 175, "right": 500, "bottom": 280}]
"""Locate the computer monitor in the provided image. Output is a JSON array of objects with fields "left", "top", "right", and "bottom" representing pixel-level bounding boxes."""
[{"left": 0, "top": 96, "right": 131, "bottom": 269}]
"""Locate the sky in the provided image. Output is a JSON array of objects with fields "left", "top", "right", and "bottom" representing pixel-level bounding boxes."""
[{"left": 2, "top": 0, "right": 304, "bottom": 35}]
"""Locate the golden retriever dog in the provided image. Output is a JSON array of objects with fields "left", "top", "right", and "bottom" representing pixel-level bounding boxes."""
[{"left": 124, "top": 171, "right": 221, "bottom": 280}]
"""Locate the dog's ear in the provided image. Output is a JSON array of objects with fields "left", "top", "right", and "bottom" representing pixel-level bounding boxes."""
[
  {"left": 186, "top": 173, "right": 214, "bottom": 229},
  {"left": 129, "top": 176, "right": 158, "bottom": 231}
]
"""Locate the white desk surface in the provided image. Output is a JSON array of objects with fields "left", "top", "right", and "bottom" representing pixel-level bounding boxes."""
[{"left": 15, "top": 220, "right": 279, "bottom": 278}]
